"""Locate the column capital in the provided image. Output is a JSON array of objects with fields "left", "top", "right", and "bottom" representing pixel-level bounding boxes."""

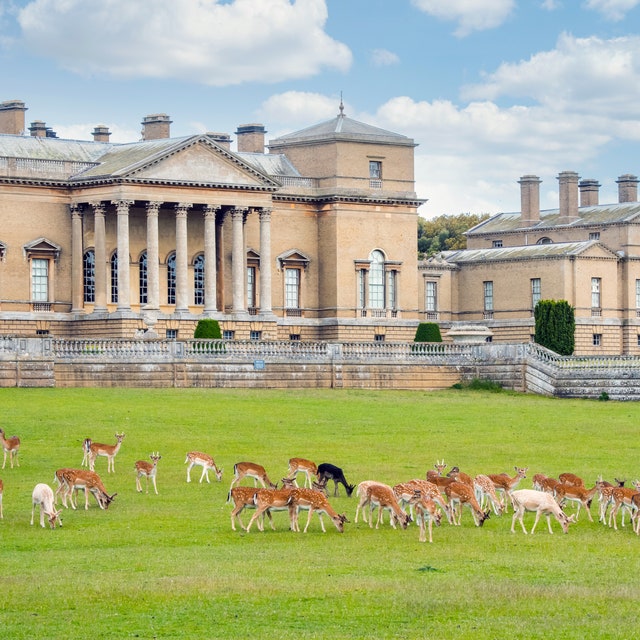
[
  {"left": 203, "top": 204, "right": 221, "bottom": 218},
  {"left": 112, "top": 199, "right": 134, "bottom": 213},
  {"left": 175, "top": 202, "right": 193, "bottom": 217},
  {"left": 89, "top": 201, "right": 106, "bottom": 215},
  {"left": 146, "top": 201, "right": 162, "bottom": 215},
  {"left": 258, "top": 207, "right": 272, "bottom": 221},
  {"left": 70, "top": 203, "right": 83, "bottom": 216},
  {"left": 231, "top": 206, "right": 248, "bottom": 218}
]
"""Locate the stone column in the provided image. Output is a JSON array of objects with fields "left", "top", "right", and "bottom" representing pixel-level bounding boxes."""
[
  {"left": 258, "top": 208, "right": 273, "bottom": 314},
  {"left": 70, "top": 204, "right": 84, "bottom": 312},
  {"left": 231, "top": 207, "right": 248, "bottom": 313},
  {"left": 174, "top": 202, "right": 192, "bottom": 312},
  {"left": 203, "top": 205, "right": 220, "bottom": 314},
  {"left": 91, "top": 202, "right": 107, "bottom": 311},
  {"left": 145, "top": 202, "right": 161, "bottom": 310},
  {"left": 113, "top": 199, "right": 133, "bottom": 311}
]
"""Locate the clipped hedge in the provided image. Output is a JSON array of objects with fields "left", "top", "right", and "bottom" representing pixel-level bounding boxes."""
[
  {"left": 193, "top": 319, "right": 222, "bottom": 340},
  {"left": 534, "top": 299, "right": 575, "bottom": 355},
  {"left": 414, "top": 322, "right": 442, "bottom": 342}
]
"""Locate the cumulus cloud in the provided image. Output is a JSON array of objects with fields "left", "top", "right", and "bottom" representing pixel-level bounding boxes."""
[
  {"left": 410, "top": 0, "right": 515, "bottom": 36},
  {"left": 371, "top": 48, "right": 400, "bottom": 67},
  {"left": 583, "top": 0, "right": 640, "bottom": 21},
  {"left": 259, "top": 90, "right": 345, "bottom": 129},
  {"left": 16, "top": 0, "right": 352, "bottom": 85}
]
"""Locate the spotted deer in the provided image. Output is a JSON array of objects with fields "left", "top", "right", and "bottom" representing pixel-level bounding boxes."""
[
  {"left": 88, "top": 433, "right": 125, "bottom": 473},
  {"left": 31, "top": 483, "right": 62, "bottom": 529},
  {"left": 445, "top": 481, "right": 490, "bottom": 527},
  {"left": 287, "top": 458, "right": 318, "bottom": 488},
  {"left": 0, "top": 428, "right": 20, "bottom": 469},
  {"left": 229, "top": 462, "right": 277, "bottom": 491},
  {"left": 487, "top": 466, "right": 528, "bottom": 512},
  {"left": 185, "top": 451, "right": 223, "bottom": 483},
  {"left": 135, "top": 452, "right": 161, "bottom": 494}
]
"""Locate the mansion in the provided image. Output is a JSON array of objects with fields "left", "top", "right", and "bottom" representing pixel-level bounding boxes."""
[{"left": 0, "top": 99, "right": 421, "bottom": 342}]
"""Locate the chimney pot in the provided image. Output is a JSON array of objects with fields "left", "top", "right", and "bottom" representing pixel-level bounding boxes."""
[
  {"left": 29, "top": 120, "right": 48, "bottom": 138},
  {"left": 141, "top": 113, "right": 172, "bottom": 140},
  {"left": 518, "top": 175, "right": 541, "bottom": 225},
  {"left": 0, "top": 99, "right": 27, "bottom": 135},
  {"left": 92, "top": 125, "right": 111, "bottom": 142},
  {"left": 579, "top": 178, "right": 600, "bottom": 207},
  {"left": 616, "top": 174, "right": 638, "bottom": 203},
  {"left": 206, "top": 132, "right": 231, "bottom": 150},
  {"left": 557, "top": 171, "right": 580, "bottom": 222},
  {"left": 235, "top": 123, "right": 266, "bottom": 153}
]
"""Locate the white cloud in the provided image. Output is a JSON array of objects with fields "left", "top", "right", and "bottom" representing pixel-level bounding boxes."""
[
  {"left": 410, "top": 0, "right": 515, "bottom": 36},
  {"left": 371, "top": 48, "right": 400, "bottom": 67},
  {"left": 259, "top": 90, "right": 345, "bottom": 129},
  {"left": 17, "top": 0, "right": 352, "bottom": 85},
  {"left": 53, "top": 123, "right": 139, "bottom": 143},
  {"left": 583, "top": 0, "right": 640, "bottom": 21}
]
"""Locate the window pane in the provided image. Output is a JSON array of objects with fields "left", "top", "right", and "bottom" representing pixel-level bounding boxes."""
[
  {"left": 247, "top": 266, "right": 256, "bottom": 308},
  {"left": 591, "top": 277, "right": 601, "bottom": 308},
  {"left": 194, "top": 255, "right": 205, "bottom": 305},
  {"left": 110, "top": 254, "right": 118, "bottom": 304},
  {"left": 285, "top": 268, "right": 300, "bottom": 308},
  {"left": 369, "top": 250, "right": 385, "bottom": 309},
  {"left": 531, "top": 278, "right": 541, "bottom": 307},
  {"left": 167, "top": 254, "right": 176, "bottom": 305},
  {"left": 31, "top": 258, "right": 48, "bottom": 301},
  {"left": 484, "top": 281, "right": 493, "bottom": 311},
  {"left": 369, "top": 161, "right": 382, "bottom": 179},
  {"left": 636, "top": 279, "right": 640, "bottom": 309},
  {"left": 83, "top": 250, "right": 95, "bottom": 303},
  {"left": 426, "top": 281, "right": 437, "bottom": 312},
  {"left": 387, "top": 270, "right": 396, "bottom": 309},
  {"left": 139, "top": 252, "right": 148, "bottom": 305}
]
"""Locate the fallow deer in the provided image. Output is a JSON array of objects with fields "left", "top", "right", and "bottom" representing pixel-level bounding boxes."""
[
  {"left": 403, "top": 478, "right": 453, "bottom": 524},
  {"left": 447, "top": 466, "right": 474, "bottom": 487},
  {"left": 0, "top": 428, "right": 20, "bottom": 469},
  {"left": 554, "top": 482, "right": 598, "bottom": 522},
  {"left": 228, "top": 486, "right": 273, "bottom": 532},
  {"left": 474, "top": 474, "right": 504, "bottom": 515},
  {"left": 289, "top": 487, "right": 349, "bottom": 533},
  {"left": 135, "top": 452, "right": 161, "bottom": 494},
  {"left": 365, "top": 483, "right": 411, "bottom": 530},
  {"left": 245, "top": 487, "right": 295, "bottom": 532},
  {"left": 558, "top": 472, "right": 585, "bottom": 487},
  {"left": 88, "top": 432, "right": 125, "bottom": 473},
  {"left": 287, "top": 458, "right": 318, "bottom": 488},
  {"left": 408, "top": 491, "right": 442, "bottom": 543},
  {"left": 356, "top": 480, "right": 391, "bottom": 524},
  {"left": 609, "top": 484, "right": 640, "bottom": 530},
  {"left": 510, "top": 489, "right": 575, "bottom": 534},
  {"left": 487, "top": 466, "right": 528, "bottom": 512},
  {"left": 81, "top": 437, "right": 92, "bottom": 467},
  {"left": 55, "top": 468, "right": 116, "bottom": 510},
  {"left": 444, "top": 481, "right": 490, "bottom": 527},
  {"left": 316, "top": 463, "right": 355, "bottom": 497},
  {"left": 31, "top": 483, "right": 62, "bottom": 529},
  {"left": 426, "top": 459, "right": 447, "bottom": 483},
  {"left": 229, "top": 462, "right": 277, "bottom": 491},
  {"left": 185, "top": 451, "right": 223, "bottom": 483}
]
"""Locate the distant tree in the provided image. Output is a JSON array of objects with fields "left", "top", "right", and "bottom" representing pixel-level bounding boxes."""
[
  {"left": 418, "top": 213, "right": 491, "bottom": 258},
  {"left": 534, "top": 300, "right": 575, "bottom": 355}
]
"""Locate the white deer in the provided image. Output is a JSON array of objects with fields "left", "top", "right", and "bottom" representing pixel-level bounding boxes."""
[
  {"left": 510, "top": 489, "right": 575, "bottom": 534},
  {"left": 31, "top": 483, "right": 62, "bottom": 529}
]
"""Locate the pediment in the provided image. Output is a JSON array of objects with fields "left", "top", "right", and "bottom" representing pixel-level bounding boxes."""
[
  {"left": 23, "top": 237, "right": 62, "bottom": 260},
  {"left": 131, "top": 140, "right": 271, "bottom": 187},
  {"left": 277, "top": 248, "right": 311, "bottom": 269}
]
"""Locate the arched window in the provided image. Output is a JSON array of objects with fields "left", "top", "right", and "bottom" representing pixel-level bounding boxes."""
[
  {"left": 537, "top": 237, "right": 553, "bottom": 245},
  {"left": 369, "top": 250, "right": 385, "bottom": 310},
  {"left": 83, "top": 250, "right": 95, "bottom": 303},
  {"left": 110, "top": 253, "right": 118, "bottom": 304},
  {"left": 139, "top": 252, "right": 148, "bottom": 305},
  {"left": 194, "top": 254, "right": 205, "bottom": 305},
  {"left": 167, "top": 253, "right": 176, "bottom": 305}
]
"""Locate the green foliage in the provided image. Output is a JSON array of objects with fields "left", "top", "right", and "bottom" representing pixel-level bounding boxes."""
[
  {"left": 534, "top": 299, "right": 575, "bottom": 355},
  {"left": 451, "top": 377, "right": 503, "bottom": 392},
  {"left": 193, "top": 318, "right": 222, "bottom": 339},
  {"left": 414, "top": 322, "right": 442, "bottom": 342},
  {"left": 1, "top": 388, "right": 639, "bottom": 639},
  {"left": 418, "top": 212, "right": 491, "bottom": 258},
  {"left": 599, "top": 391, "right": 610, "bottom": 401}
]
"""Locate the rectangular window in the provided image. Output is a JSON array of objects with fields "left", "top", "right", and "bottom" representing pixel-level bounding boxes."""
[
  {"left": 250, "top": 330, "right": 262, "bottom": 341},
  {"left": 374, "top": 334, "right": 385, "bottom": 342},
  {"left": 247, "top": 266, "right": 256, "bottom": 309},
  {"left": 425, "top": 281, "right": 437, "bottom": 312},
  {"left": 531, "top": 278, "right": 541, "bottom": 309},
  {"left": 636, "top": 279, "right": 640, "bottom": 311},
  {"left": 289, "top": 334, "right": 301, "bottom": 342},
  {"left": 359, "top": 270, "right": 366, "bottom": 310},
  {"left": 369, "top": 161, "right": 382, "bottom": 179},
  {"left": 492, "top": 240, "right": 503, "bottom": 248},
  {"left": 386, "top": 270, "right": 397, "bottom": 310},
  {"left": 637, "top": 334, "right": 640, "bottom": 347},
  {"left": 223, "top": 330, "right": 235, "bottom": 340},
  {"left": 589, "top": 232, "right": 600, "bottom": 240},
  {"left": 593, "top": 333, "right": 602, "bottom": 346},
  {"left": 483, "top": 281, "right": 494, "bottom": 311},
  {"left": 165, "top": 329, "right": 178, "bottom": 341},
  {"left": 591, "top": 277, "right": 601, "bottom": 310},
  {"left": 31, "top": 258, "right": 48, "bottom": 301},
  {"left": 285, "top": 268, "right": 300, "bottom": 309}
]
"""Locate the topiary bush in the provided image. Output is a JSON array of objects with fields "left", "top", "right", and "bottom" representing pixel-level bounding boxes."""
[
  {"left": 414, "top": 322, "right": 442, "bottom": 342},
  {"left": 193, "top": 319, "right": 222, "bottom": 340},
  {"left": 534, "top": 299, "right": 575, "bottom": 355}
]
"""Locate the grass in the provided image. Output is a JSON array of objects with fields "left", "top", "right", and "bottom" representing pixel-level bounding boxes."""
[{"left": 1, "top": 387, "right": 639, "bottom": 639}]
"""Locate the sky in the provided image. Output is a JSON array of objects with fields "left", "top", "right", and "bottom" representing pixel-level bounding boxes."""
[{"left": 2, "top": 0, "right": 640, "bottom": 218}]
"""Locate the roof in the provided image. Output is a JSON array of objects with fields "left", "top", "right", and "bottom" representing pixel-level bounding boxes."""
[
  {"left": 467, "top": 202, "right": 640, "bottom": 235},
  {"left": 0, "top": 133, "right": 112, "bottom": 162},
  {"left": 428, "top": 241, "right": 619, "bottom": 265},
  {"left": 269, "top": 111, "right": 415, "bottom": 147},
  {"left": 238, "top": 151, "right": 300, "bottom": 177}
]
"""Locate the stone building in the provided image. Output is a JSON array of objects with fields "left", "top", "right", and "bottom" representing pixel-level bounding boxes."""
[
  {"left": 420, "top": 171, "right": 640, "bottom": 355},
  {"left": 0, "top": 99, "right": 422, "bottom": 341}
]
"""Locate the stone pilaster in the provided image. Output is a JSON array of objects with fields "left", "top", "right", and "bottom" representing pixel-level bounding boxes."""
[
  {"left": 258, "top": 208, "right": 273, "bottom": 314},
  {"left": 203, "top": 205, "right": 220, "bottom": 314},
  {"left": 145, "top": 202, "right": 161, "bottom": 310},
  {"left": 70, "top": 204, "right": 84, "bottom": 312},
  {"left": 174, "top": 203, "right": 192, "bottom": 312},
  {"left": 91, "top": 202, "right": 107, "bottom": 311},
  {"left": 231, "top": 207, "right": 248, "bottom": 314},
  {"left": 113, "top": 199, "right": 134, "bottom": 310}
]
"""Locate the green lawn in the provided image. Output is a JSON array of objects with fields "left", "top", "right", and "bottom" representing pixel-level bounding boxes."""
[{"left": 1, "top": 388, "right": 638, "bottom": 639}]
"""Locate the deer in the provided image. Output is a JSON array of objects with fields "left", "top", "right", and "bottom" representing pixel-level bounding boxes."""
[
  {"left": 558, "top": 472, "right": 585, "bottom": 487},
  {"left": 474, "top": 474, "right": 504, "bottom": 515},
  {"left": 365, "top": 483, "right": 411, "bottom": 530},
  {"left": 608, "top": 484, "right": 640, "bottom": 530},
  {"left": 510, "top": 489, "right": 575, "bottom": 534},
  {"left": 228, "top": 486, "right": 274, "bottom": 532},
  {"left": 402, "top": 478, "right": 453, "bottom": 524},
  {"left": 0, "top": 428, "right": 20, "bottom": 469},
  {"left": 487, "top": 466, "right": 528, "bottom": 512},
  {"left": 356, "top": 480, "right": 391, "bottom": 524},
  {"left": 81, "top": 437, "right": 92, "bottom": 467},
  {"left": 54, "top": 468, "right": 116, "bottom": 510},
  {"left": 185, "top": 451, "right": 223, "bottom": 483},
  {"left": 444, "top": 481, "right": 491, "bottom": 527},
  {"left": 289, "top": 487, "right": 349, "bottom": 533},
  {"left": 135, "top": 452, "right": 161, "bottom": 494},
  {"left": 426, "top": 459, "right": 447, "bottom": 483},
  {"left": 316, "top": 463, "right": 355, "bottom": 497},
  {"left": 447, "top": 466, "right": 474, "bottom": 487},
  {"left": 286, "top": 458, "right": 318, "bottom": 488},
  {"left": 245, "top": 487, "right": 295, "bottom": 533},
  {"left": 229, "top": 462, "right": 277, "bottom": 491},
  {"left": 408, "top": 491, "right": 442, "bottom": 543},
  {"left": 88, "top": 432, "right": 125, "bottom": 473},
  {"left": 31, "top": 483, "right": 62, "bottom": 529},
  {"left": 554, "top": 482, "right": 598, "bottom": 522}
]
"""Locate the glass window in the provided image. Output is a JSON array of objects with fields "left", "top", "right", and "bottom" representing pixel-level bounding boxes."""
[
  {"left": 166, "top": 329, "right": 177, "bottom": 341},
  {"left": 492, "top": 240, "right": 503, "bottom": 248},
  {"left": 369, "top": 250, "right": 385, "bottom": 309},
  {"left": 194, "top": 254, "right": 205, "bottom": 305},
  {"left": 636, "top": 279, "right": 640, "bottom": 309},
  {"left": 358, "top": 270, "right": 366, "bottom": 309},
  {"left": 139, "top": 252, "right": 148, "bottom": 305},
  {"left": 591, "top": 277, "right": 601, "bottom": 308},
  {"left": 386, "top": 270, "right": 397, "bottom": 310},
  {"left": 110, "top": 253, "right": 118, "bottom": 304},
  {"left": 31, "top": 258, "right": 48, "bottom": 301},
  {"left": 369, "top": 161, "right": 382, "bottom": 179},
  {"left": 285, "top": 268, "right": 300, "bottom": 309},
  {"left": 374, "top": 334, "right": 385, "bottom": 342},
  {"left": 484, "top": 281, "right": 494, "bottom": 311},
  {"left": 167, "top": 253, "right": 176, "bottom": 305},
  {"left": 223, "top": 330, "right": 235, "bottom": 340},
  {"left": 593, "top": 333, "right": 602, "bottom": 346},
  {"left": 589, "top": 232, "right": 600, "bottom": 241},
  {"left": 289, "top": 334, "right": 301, "bottom": 341},
  {"left": 247, "top": 265, "right": 256, "bottom": 308},
  {"left": 425, "top": 281, "right": 437, "bottom": 312},
  {"left": 83, "top": 250, "right": 95, "bottom": 303},
  {"left": 531, "top": 278, "right": 541, "bottom": 308},
  {"left": 250, "top": 330, "right": 262, "bottom": 341}
]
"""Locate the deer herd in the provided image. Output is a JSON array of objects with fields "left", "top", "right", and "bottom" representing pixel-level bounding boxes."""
[{"left": 2, "top": 428, "right": 640, "bottom": 541}]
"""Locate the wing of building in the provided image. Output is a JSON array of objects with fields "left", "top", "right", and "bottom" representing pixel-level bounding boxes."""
[
  {"left": 419, "top": 171, "right": 640, "bottom": 355},
  {"left": 0, "top": 100, "right": 423, "bottom": 341}
]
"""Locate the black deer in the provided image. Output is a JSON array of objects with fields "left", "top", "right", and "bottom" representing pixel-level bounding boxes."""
[{"left": 317, "top": 463, "right": 355, "bottom": 497}]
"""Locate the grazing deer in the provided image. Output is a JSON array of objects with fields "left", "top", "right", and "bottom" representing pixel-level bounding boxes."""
[
  {"left": 88, "top": 432, "right": 125, "bottom": 473},
  {"left": 229, "top": 462, "right": 277, "bottom": 491},
  {"left": 447, "top": 466, "right": 474, "bottom": 487},
  {"left": 0, "top": 428, "right": 20, "bottom": 469},
  {"left": 403, "top": 479, "right": 453, "bottom": 524},
  {"left": 558, "top": 472, "right": 585, "bottom": 488},
  {"left": 287, "top": 458, "right": 318, "bottom": 488},
  {"left": 487, "top": 466, "right": 528, "bottom": 512},
  {"left": 356, "top": 481, "right": 392, "bottom": 524},
  {"left": 185, "top": 451, "right": 223, "bottom": 483},
  {"left": 366, "top": 483, "right": 411, "bottom": 530},
  {"left": 532, "top": 473, "right": 548, "bottom": 491},
  {"left": 228, "top": 486, "right": 274, "bottom": 532},
  {"left": 474, "top": 474, "right": 504, "bottom": 515},
  {"left": 608, "top": 484, "right": 640, "bottom": 530},
  {"left": 510, "top": 489, "right": 575, "bottom": 534},
  {"left": 289, "top": 487, "right": 349, "bottom": 533},
  {"left": 316, "top": 463, "right": 355, "bottom": 497},
  {"left": 54, "top": 468, "right": 116, "bottom": 510},
  {"left": 31, "top": 483, "right": 62, "bottom": 529},
  {"left": 426, "top": 459, "right": 447, "bottom": 483},
  {"left": 409, "top": 491, "right": 442, "bottom": 543},
  {"left": 81, "top": 438, "right": 92, "bottom": 467},
  {"left": 554, "top": 482, "right": 598, "bottom": 522},
  {"left": 135, "top": 452, "right": 161, "bottom": 494},
  {"left": 444, "top": 481, "right": 490, "bottom": 527},
  {"left": 245, "top": 488, "right": 295, "bottom": 533}
]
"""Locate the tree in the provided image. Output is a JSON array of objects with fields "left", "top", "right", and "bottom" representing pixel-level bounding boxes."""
[
  {"left": 193, "top": 319, "right": 222, "bottom": 339},
  {"left": 414, "top": 322, "right": 442, "bottom": 342},
  {"left": 418, "top": 213, "right": 491, "bottom": 259},
  {"left": 534, "top": 300, "right": 575, "bottom": 355}
]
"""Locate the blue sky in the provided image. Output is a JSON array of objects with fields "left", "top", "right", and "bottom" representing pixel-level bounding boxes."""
[{"left": 2, "top": 0, "right": 640, "bottom": 217}]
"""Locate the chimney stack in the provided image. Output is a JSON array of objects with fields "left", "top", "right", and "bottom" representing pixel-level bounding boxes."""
[
  {"left": 207, "top": 132, "right": 231, "bottom": 150},
  {"left": 92, "top": 125, "right": 111, "bottom": 142},
  {"left": 235, "top": 123, "right": 266, "bottom": 153},
  {"left": 617, "top": 174, "right": 638, "bottom": 203},
  {"left": 141, "top": 113, "right": 172, "bottom": 140},
  {"left": 0, "top": 100, "right": 27, "bottom": 135},
  {"left": 579, "top": 178, "right": 600, "bottom": 207},
  {"left": 557, "top": 171, "right": 580, "bottom": 222},
  {"left": 29, "top": 120, "right": 48, "bottom": 138},
  {"left": 518, "top": 175, "right": 541, "bottom": 225}
]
